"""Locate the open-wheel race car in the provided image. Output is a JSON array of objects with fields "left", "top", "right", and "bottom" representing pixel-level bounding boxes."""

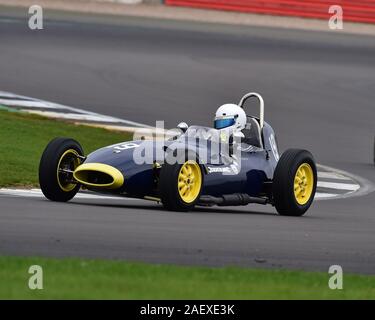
[{"left": 39, "top": 93, "right": 317, "bottom": 216}]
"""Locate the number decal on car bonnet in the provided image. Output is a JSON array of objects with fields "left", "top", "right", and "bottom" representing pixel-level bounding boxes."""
[{"left": 110, "top": 143, "right": 140, "bottom": 154}]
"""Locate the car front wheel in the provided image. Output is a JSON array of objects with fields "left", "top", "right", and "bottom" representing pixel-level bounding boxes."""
[
  {"left": 159, "top": 152, "right": 203, "bottom": 212},
  {"left": 39, "top": 137, "right": 84, "bottom": 202}
]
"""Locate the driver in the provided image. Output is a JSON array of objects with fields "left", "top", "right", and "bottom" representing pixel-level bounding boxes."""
[
  {"left": 214, "top": 104, "right": 246, "bottom": 160},
  {"left": 214, "top": 103, "right": 246, "bottom": 132}
]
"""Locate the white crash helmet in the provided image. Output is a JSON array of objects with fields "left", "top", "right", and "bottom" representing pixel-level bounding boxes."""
[{"left": 214, "top": 103, "right": 247, "bottom": 131}]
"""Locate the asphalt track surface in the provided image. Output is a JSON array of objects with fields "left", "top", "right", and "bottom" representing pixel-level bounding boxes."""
[{"left": 0, "top": 7, "right": 374, "bottom": 273}]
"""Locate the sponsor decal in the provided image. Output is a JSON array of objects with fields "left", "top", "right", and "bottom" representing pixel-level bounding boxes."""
[{"left": 207, "top": 164, "right": 239, "bottom": 175}]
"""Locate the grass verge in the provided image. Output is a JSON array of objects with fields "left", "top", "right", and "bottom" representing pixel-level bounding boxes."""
[
  {"left": 1, "top": 256, "right": 375, "bottom": 299},
  {"left": 0, "top": 109, "right": 132, "bottom": 187}
]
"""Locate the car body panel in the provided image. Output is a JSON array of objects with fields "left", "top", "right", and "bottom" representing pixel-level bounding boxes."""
[{"left": 80, "top": 121, "right": 279, "bottom": 199}]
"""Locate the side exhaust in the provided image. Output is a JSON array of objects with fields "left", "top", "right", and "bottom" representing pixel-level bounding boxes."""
[
  {"left": 198, "top": 194, "right": 268, "bottom": 206},
  {"left": 73, "top": 163, "right": 124, "bottom": 189}
]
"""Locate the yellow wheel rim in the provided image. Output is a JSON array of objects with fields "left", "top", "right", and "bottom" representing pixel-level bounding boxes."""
[
  {"left": 57, "top": 149, "right": 80, "bottom": 192},
  {"left": 294, "top": 163, "right": 314, "bottom": 205},
  {"left": 178, "top": 160, "right": 202, "bottom": 203}
]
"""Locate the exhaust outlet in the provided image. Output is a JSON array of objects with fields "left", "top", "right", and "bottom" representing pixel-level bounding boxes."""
[{"left": 198, "top": 194, "right": 268, "bottom": 206}]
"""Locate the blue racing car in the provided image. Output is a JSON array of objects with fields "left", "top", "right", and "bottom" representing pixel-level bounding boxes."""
[{"left": 39, "top": 92, "right": 317, "bottom": 216}]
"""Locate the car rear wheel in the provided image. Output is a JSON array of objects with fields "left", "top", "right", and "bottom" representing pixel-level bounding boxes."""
[
  {"left": 273, "top": 149, "right": 317, "bottom": 216},
  {"left": 159, "top": 153, "right": 203, "bottom": 211},
  {"left": 39, "top": 137, "right": 84, "bottom": 202}
]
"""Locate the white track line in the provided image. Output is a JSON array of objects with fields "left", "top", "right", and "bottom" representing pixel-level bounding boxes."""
[
  {"left": 315, "top": 192, "right": 338, "bottom": 199},
  {"left": 317, "top": 164, "right": 375, "bottom": 200},
  {"left": 318, "top": 171, "right": 351, "bottom": 181},
  {"left": 0, "top": 99, "right": 59, "bottom": 108},
  {"left": 0, "top": 91, "right": 38, "bottom": 99},
  {"left": 28, "top": 111, "right": 149, "bottom": 128},
  {"left": 0, "top": 91, "right": 151, "bottom": 128},
  {"left": 27, "top": 111, "right": 131, "bottom": 123},
  {"left": 0, "top": 189, "right": 132, "bottom": 201},
  {"left": 317, "top": 181, "right": 360, "bottom": 191}
]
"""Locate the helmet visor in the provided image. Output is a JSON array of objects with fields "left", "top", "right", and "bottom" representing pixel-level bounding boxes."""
[{"left": 214, "top": 118, "right": 235, "bottom": 129}]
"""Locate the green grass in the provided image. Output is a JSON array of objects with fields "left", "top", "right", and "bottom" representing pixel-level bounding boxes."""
[
  {"left": 0, "top": 256, "right": 374, "bottom": 299},
  {"left": 0, "top": 109, "right": 132, "bottom": 187}
]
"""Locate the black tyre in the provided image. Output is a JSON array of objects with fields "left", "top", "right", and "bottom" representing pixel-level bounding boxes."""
[
  {"left": 39, "top": 137, "right": 84, "bottom": 202},
  {"left": 273, "top": 149, "right": 317, "bottom": 216},
  {"left": 159, "top": 151, "right": 203, "bottom": 211}
]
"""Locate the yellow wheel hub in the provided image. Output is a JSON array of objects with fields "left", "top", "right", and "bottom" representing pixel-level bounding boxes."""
[
  {"left": 178, "top": 161, "right": 202, "bottom": 203},
  {"left": 294, "top": 163, "right": 314, "bottom": 205},
  {"left": 57, "top": 149, "right": 81, "bottom": 192}
]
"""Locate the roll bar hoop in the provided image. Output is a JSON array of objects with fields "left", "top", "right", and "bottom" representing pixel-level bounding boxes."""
[{"left": 238, "top": 92, "right": 264, "bottom": 129}]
